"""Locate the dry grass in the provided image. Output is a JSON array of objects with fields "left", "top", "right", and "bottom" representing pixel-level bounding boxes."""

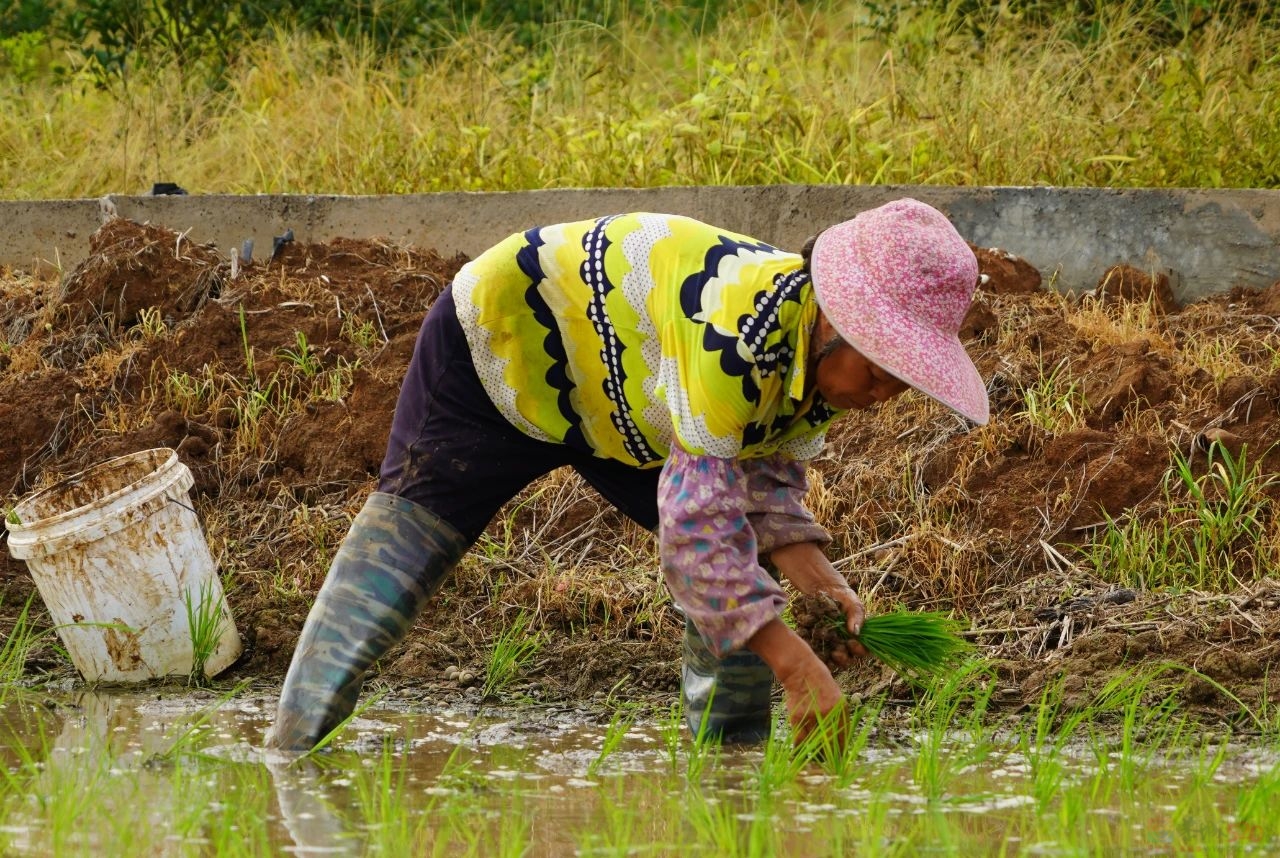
[{"left": 3, "top": 5, "right": 1280, "bottom": 197}]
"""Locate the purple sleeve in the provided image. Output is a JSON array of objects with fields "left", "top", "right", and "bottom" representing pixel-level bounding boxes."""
[
  {"left": 658, "top": 447, "right": 788, "bottom": 658},
  {"left": 741, "top": 454, "right": 833, "bottom": 554}
]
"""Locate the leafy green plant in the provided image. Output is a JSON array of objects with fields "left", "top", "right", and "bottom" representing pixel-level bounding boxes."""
[
  {"left": 183, "top": 579, "right": 229, "bottom": 685},
  {"left": 0, "top": 593, "right": 38, "bottom": 687},
  {"left": 1019, "top": 355, "right": 1086, "bottom": 433},
  {"left": 482, "top": 610, "right": 542, "bottom": 697},
  {"left": 279, "top": 330, "right": 321, "bottom": 377}
]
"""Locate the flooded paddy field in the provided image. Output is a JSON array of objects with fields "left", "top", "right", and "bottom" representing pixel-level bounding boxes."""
[
  {"left": 4, "top": 218, "right": 1280, "bottom": 853},
  {"left": 2, "top": 679, "right": 1280, "bottom": 856}
]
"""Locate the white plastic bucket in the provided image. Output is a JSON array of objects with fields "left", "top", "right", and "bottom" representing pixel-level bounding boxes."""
[{"left": 5, "top": 448, "right": 241, "bottom": 682}]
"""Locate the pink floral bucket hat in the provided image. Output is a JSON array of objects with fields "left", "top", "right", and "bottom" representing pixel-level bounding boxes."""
[{"left": 810, "top": 198, "right": 990, "bottom": 425}]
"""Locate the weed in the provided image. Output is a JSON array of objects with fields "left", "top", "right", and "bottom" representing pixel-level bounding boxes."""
[
  {"left": 133, "top": 306, "right": 167, "bottom": 341},
  {"left": 160, "top": 367, "right": 214, "bottom": 414},
  {"left": 278, "top": 330, "right": 321, "bottom": 377},
  {"left": 1088, "top": 443, "right": 1277, "bottom": 590},
  {"left": 183, "top": 578, "right": 229, "bottom": 685},
  {"left": 317, "top": 356, "right": 358, "bottom": 402},
  {"left": 1019, "top": 355, "right": 1086, "bottom": 434},
  {"left": 341, "top": 316, "right": 380, "bottom": 350},
  {"left": 482, "top": 610, "right": 542, "bottom": 697}
]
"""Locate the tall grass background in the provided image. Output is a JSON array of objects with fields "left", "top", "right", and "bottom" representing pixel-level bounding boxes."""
[{"left": 1, "top": 0, "right": 1278, "bottom": 199}]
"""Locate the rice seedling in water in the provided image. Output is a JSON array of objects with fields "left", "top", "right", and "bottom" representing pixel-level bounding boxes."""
[
  {"left": 588, "top": 703, "right": 639, "bottom": 777},
  {"left": 0, "top": 594, "right": 39, "bottom": 687}
]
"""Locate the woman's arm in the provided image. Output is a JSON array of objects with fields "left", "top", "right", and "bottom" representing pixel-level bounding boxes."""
[{"left": 658, "top": 448, "right": 848, "bottom": 745}]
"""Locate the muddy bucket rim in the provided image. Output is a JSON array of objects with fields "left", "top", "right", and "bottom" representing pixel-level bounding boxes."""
[{"left": 5, "top": 448, "right": 190, "bottom": 558}]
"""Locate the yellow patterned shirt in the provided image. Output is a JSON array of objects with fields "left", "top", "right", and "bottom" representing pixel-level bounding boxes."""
[{"left": 452, "top": 212, "right": 838, "bottom": 466}]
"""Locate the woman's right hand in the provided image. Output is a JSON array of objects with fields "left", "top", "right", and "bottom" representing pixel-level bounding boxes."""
[{"left": 747, "top": 617, "right": 849, "bottom": 752}]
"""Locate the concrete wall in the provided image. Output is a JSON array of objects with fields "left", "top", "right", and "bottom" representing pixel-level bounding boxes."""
[{"left": 3, "top": 185, "right": 1279, "bottom": 303}]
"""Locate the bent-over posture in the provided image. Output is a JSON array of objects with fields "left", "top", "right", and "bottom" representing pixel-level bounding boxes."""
[{"left": 268, "top": 198, "right": 990, "bottom": 751}]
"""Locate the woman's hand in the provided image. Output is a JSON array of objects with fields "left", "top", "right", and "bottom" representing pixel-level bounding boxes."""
[
  {"left": 770, "top": 541, "right": 868, "bottom": 666},
  {"left": 747, "top": 618, "right": 849, "bottom": 749}
]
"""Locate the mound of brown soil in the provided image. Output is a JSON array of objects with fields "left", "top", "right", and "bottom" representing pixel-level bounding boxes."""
[{"left": 3, "top": 219, "right": 1279, "bottom": 725}]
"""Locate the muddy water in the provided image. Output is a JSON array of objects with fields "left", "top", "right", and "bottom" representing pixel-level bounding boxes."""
[{"left": 0, "top": 689, "right": 1275, "bottom": 856}]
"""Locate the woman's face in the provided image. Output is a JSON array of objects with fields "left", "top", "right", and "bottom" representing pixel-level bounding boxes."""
[{"left": 811, "top": 314, "right": 911, "bottom": 411}]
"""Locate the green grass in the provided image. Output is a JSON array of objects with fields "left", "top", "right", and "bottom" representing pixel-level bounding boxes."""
[
  {"left": 1087, "top": 443, "right": 1277, "bottom": 591},
  {"left": 482, "top": 609, "right": 542, "bottom": 697},
  {"left": 0, "top": 594, "right": 39, "bottom": 688},
  {"left": 2, "top": 2, "right": 1279, "bottom": 198},
  {"left": 183, "top": 578, "right": 231, "bottom": 685}
]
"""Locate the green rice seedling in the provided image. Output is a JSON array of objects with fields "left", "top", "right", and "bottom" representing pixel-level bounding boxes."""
[
  {"left": 684, "top": 701, "right": 723, "bottom": 782},
  {"left": 576, "top": 781, "right": 644, "bottom": 855},
  {"left": 910, "top": 661, "right": 997, "bottom": 801},
  {"left": 482, "top": 610, "right": 542, "bottom": 698},
  {"left": 303, "top": 687, "right": 388, "bottom": 757},
  {"left": 657, "top": 701, "right": 683, "bottom": 773},
  {"left": 588, "top": 703, "right": 639, "bottom": 777},
  {"left": 352, "top": 743, "right": 427, "bottom": 854},
  {"left": 0, "top": 594, "right": 38, "bottom": 687},
  {"left": 1236, "top": 756, "right": 1280, "bottom": 834},
  {"left": 157, "top": 678, "right": 254, "bottom": 759},
  {"left": 853, "top": 609, "right": 976, "bottom": 679},
  {"left": 183, "top": 578, "right": 229, "bottom": 685}
]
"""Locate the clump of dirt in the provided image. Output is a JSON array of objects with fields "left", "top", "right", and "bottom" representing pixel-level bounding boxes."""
[
  {"left": 3, "top": 218, "right": 1280, "bottom": 726},
  {"left": 790, "top": 593, "right": 851, "bottom": 672}
]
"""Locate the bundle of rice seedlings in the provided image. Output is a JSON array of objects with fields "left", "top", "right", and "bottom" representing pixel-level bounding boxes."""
[
  {"left": 792, "top": 594, "right": 975, "bottom": 678},
  {"left": 853, "top": 609, "right": 975, "bottom": 678}
]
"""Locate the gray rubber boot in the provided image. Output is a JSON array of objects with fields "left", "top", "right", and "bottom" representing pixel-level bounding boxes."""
[
  {"left": 267, "top": 492, "right": 466, "bottom": 751},
  {"left": 681, "top": 617, "right": 775, "bottom": 744}
]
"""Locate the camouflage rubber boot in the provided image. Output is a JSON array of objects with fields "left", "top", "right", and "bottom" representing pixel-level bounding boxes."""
[
  {"left": 681, "top": 617, "right": 775, "bottom": 744},
  {"left": 267, "top": 492, "right": 466, "bottom": 751}
]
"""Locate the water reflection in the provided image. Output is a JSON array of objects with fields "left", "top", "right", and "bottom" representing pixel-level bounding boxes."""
[
  {"left": 268, "top": 758, "right": 360, "bottom": 856},
  {"left": 0, "top": 688, "right": 1275, "bottom": 856}
]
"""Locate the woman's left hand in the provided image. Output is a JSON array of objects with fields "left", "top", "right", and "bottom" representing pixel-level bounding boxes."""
[{"left": 770, "top": 541, "right": 869, "bottom": 665}]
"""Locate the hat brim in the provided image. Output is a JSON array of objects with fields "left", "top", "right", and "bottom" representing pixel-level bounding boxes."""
[{"left": 811, "top": 238, "right": 990, "bottom": 426}]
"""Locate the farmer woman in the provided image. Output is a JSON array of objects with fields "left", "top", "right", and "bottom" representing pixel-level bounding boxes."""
[{"left": 268, "top": 198, "right": 989, "bottom": 752}]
